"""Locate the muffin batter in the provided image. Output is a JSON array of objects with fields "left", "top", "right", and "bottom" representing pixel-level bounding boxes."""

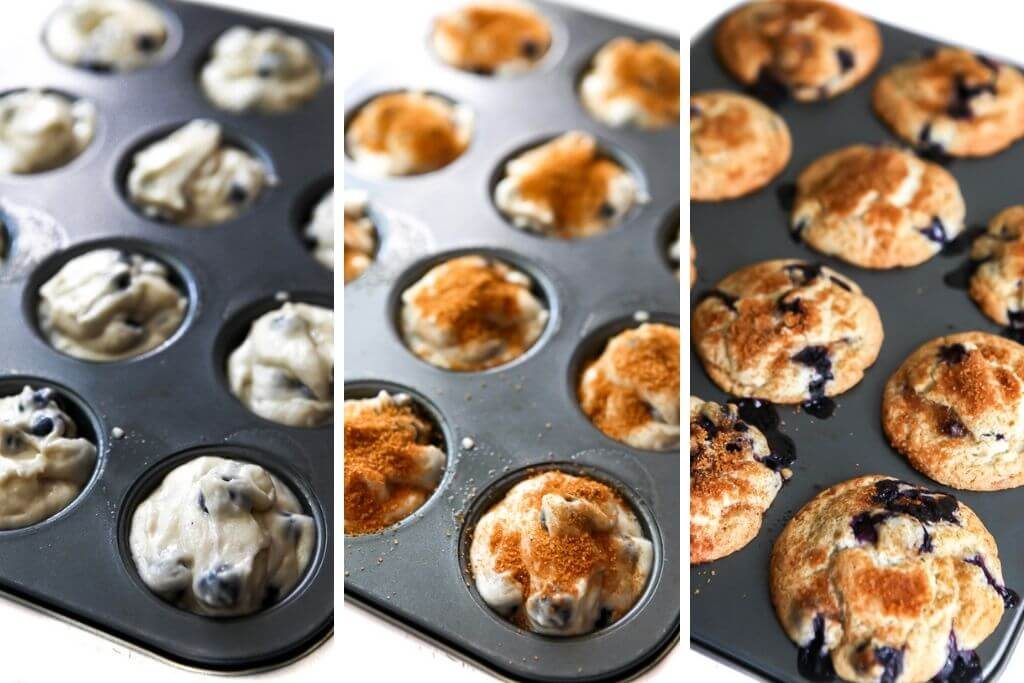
[
  {"left": 129, "top": 456, "right": 316, "bottom": 617},
  {"left": 304, "top": 188, "right": 333, "bottom": 271},
  {"left": 494, "top": 131, "right": 645, "bottom": 239},
  {"left": 45, "top": 0, "right": 169, "bottom": 72},
  {"left": 346, "top": 91, "right": 473, "bottom": 176},
  {"left": 578, "top": 323, "right": 680, "bottom": 451},
  {"left": 469, "top": 470, "right": 653, "bottom": 636},
  {"left": 200, "top": 26, "right": 322, "bottom": 114},
  {"left": 0, "top": 90, "right": 96, "bottom": 175},
  {"left": 580, "top": 38, "right": 680, "bottom": 129},
  {"left": 399, "top": 254, "right": 548, "bottom": 371},
  {"left": 344, "top": 391, "right": 446, "bottom": 535},
  {"left": 126, "top": 119, "right": 271, "bottom": 227},
  {"left": 343, "top": 190, "right": 374, "bottom": 283},
  {"left": 227, "top": 302, "right": 333, "bottom": 428},
  {"left": 0, "top": 386, "right": 97, "bottom": 530},
  {"left": 432, "top": 2, "right": 551, "bottom": 75},
  {"left": 38, "top": 248, "right": 187, "bottom": 361}
]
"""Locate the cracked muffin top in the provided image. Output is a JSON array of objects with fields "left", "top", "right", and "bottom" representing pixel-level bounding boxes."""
[
  {"left": 873, "top": 48, "right": 1024, "bottom": 158},
  {"left": 771, "top": 475, "right": 1017, "bottom": 683},
  {"left": 882, "top": 332, "right": 1024, "bottom": 491},
  {"left": 791, "top": 144, "right": 966, "bottom": 269},
  {"left": 715, "top": 0, "right": 881, "bottom": 102},
  {"left": 692, "top": 259, "right": 883, "bottom": 408}
]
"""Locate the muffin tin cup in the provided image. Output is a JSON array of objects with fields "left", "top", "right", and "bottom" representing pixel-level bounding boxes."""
[
  {"left": 344, "top": 2, "right": 680, "bottom": 679},
  {"left": 691, "top": 11, "right": 1024, "bottom": 683},
  {"left": 0, "top": 1, "right": 332, "bottom": 672}
]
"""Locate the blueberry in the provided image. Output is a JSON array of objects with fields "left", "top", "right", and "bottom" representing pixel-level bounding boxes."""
[
  {"left": 733, "top": 399, "right": 797, "bottom": 470},
  {"left": 850, "top": 511, "right": 889, "bottom": 544},
  {"left": 227, "top": 183, "right": 249, "bottom": 204},
  {"left": 783, "top": 262, "right": 823, "bottom": 284},
  {"left": 135, "top": 34, "right": 158, "bottom": 53},
  {"left": 874, "top": 646, "right": 904, "bottom": 683},
  {"left": 539, "top": 509, "right": 548, "bottom": 532},
  {"left": 965, "top": 555, "right": 1020, "bottom": 608},
  {"left": 30, "top": 416, "right": 54, "bottom": 436},
  {"left": 920, "top": 526, "right": 934, "bottom": 553},
  {"left": 197, "top": 492, "right": 208, "bottom": 514},
  {"left": 939, "top": 343, "right": 968, "bottom": 364},
  {"left": 256, "top": 52, "right": 285, "bottom": 78},
  {"left": 1009, "top": 310, "right": 1024, "bottom": 330},
  {"left": 734, "top": 421, "right": 748, "bottom": 432},
  {"left": 195, "top": 565, "right": 241, "bottom": 608},
  {"left": 31, "top": 388, "right": 54, "bottom": 407},
  {"left": 917, "top": 123, "right": 951, "bottom": 163},
  {"left": 777, "top": 297, "right": 804, "bottom": 316},
  {"left": 112, "top": 272, "right": 132, "bottom": 290},
  {"left": 750, "top": 66, "right": 789, "bottom": 106},
  {"left": 123, "top": 319, "right": 143, "bottom": 331},
  {"left": 3, "top": 434, "right": 22, "bottom": 453},
  {"left": 920, "top": 217, "right": 949, "bottom": 245},
  {"left": 836, "top": 48, "right": 855, "bottom": 73},
  {"left": 947, "top": 74, "right": 997, "bottom": 120},
  {"left": 724, "top": 440, "right": 742, "bottom": 453},
  {"left": 690, "top": 104, "right": 702, "bottom": 117},
  {"left": 696, "top": 414, "right": 718, "bottom": 440},
  {"left": 776, "top": 182, "right": 797, "bottom": 212},
  {"left": 598, "top": 202, "right": 616, "bottom": 219},
  {"left": 941, "top": 418, "right": 968, "bottom": 438},
  {"left": 757, "top": 449, "right": 796, "bottom": 473},
  {"left": 934, "top": 631, "right": 982, "bottom": 683},
  {"left": 791, "top": 346, "right": 834, "bottom": 401},
  {"left": 520, "top": 40, "right": 539, "bottom": 59},
  {"left": 535, "top": 596, "right": 573, "bottom": 628},
  {"left": 872, "top": 479, "right": 960, "bottom": 526},
  {"left": 470, "top": 65, "right": 492, "bottom": 76},
  {"left": 77, "top": 60, "right": 112, "bottom": 73},
  {"left": 796, "top": 614, "right": 835, "bottom": 680}
]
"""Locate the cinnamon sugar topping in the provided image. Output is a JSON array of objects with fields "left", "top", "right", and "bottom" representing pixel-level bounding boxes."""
[
  {"left": 346, "top": 92, "right": 472, "bottom": 176},
  {"left": 433, "top": 3, "right": 551, "bottom": 75},
  {"left": 580, "top": 37, "right": 680, "bottom": 129},
  {"left": 400, "top": 255, "right": 548, "bottom": 371},
  {"left": 578, "top": 323, "right": 681, "bottom": 450},
  {"left": 470, "top": 470, "right": 652, "bottom": 635},
  {"left": 344, "top": 391, "right": 445, "bottom": 535}
]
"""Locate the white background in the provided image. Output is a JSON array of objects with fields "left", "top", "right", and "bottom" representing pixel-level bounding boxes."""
[
  {"left": 339, "top": 0, "right": 682, "bottom": 680},
  {"left": 687, "top": 1, "right": 1024, "bottom": 682},
  {"left": 0, "top": 2, "right": 334, "bottom": 682}
]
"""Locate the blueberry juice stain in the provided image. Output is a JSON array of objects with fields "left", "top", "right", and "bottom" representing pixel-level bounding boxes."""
[{"left": 732, "top": 398, "right": 796, "bottom": 472}]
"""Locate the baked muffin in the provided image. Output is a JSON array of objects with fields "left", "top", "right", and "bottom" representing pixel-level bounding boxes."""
[
  {"left": 494, "top": 131, "right": 646, "bottom": 239},
  {"left": 468, "top": 470, "right": 653, "bottom": 635},
  {"left": 580, "top": 38, "right": 680, "bottom": 129},
  {"left": 690, "top": 397, "right": 790, "bottom": 564},
  {"left": 692, "top": 259, "right": 883, "bottom": 411},
  {"left": 432, "top": 2, "right": 551, "bottom": 75},
  {"left": 343, "top": 190, "right": 374, "bottom": 283},
  {"left": 346, "top": 91, "right": 473, "bottom": 176},
  {"left": 791, "top": 144, "right": 966, "bottom": 269},
  {"left": 715, "top": 0, "right": 881, "bottom": 102},
  {"left": 344, "top": 391, "right": 446, "bottom": 535},
  {"left": 399, "top": 255, "right": 548, "bottom": 371},
  {"left": 882, "top": 332, "right": 1024, "bottom": 491},
  {"left": 874, "top": 48, "right": 1024, "bottom": 158},
  {"left": 969, "top": 206, "right": 1024, "bottom": 326},
  {"left": 690, "top": 90, "right": 791, "bottom": 201},
  {"left": 577, "top": 323, "right": 680, "bottom": 450},
  {"left": 771, "top": 475, "right": 1017, "bottom": 682}
]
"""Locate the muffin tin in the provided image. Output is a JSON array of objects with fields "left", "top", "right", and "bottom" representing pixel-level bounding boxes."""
[
  {"left": 0, "top": 1, "right": 332, "bottom": 672},
  {"left": 343, "top": 2, "right": 680, "bottom": 680},
  {"left": 691, "top": 10, "right": 1024, "bottom": 683}
]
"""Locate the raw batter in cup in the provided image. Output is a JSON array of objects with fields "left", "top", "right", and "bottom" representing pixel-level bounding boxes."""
[
  {"left": 343, "top": 191, "right": 377, "bottom": 284},
  {"left": 580, "top": 37, "right": 680, "bottom": 129},
  {"left": 578, "top": 322, "right": 680, "bottom": 450},
  {"left": 399, "top": 254, "right": 548, "bottom": 371},
  {"left": 227, "top": 302, "right": 333, "bottom": 427},
  {"left": 37, "top": 248, "right": 187, "bottom": 362},
  {"left": 126, "top": 119, "right": 271, "bottom": 227},
  {"left": 45, "top": 0, "right": 168, "bottom": 72},
  {"left": 469, "top": 470, "right": 653, "bottom": 635},
  {"left": 432, "top": 2, "right": 552, "bottom": 75},
  {"left": 200, "top": 26, "right": 322, "bottom": 114},
  {"left": 0, "top": 90, "right": 96, "bottom": 174},
  {"left": 0, "top": 386, "right": 97, "bottom": 530},
  {"left": 129, "top": 455, "right": 316, "bottom": 617},
  {"left": 494, "top": 131, "right": 646, "bottom": 239},
  {"left": 346, "top": 91, "right": 473, "bottom": 176},
  {"left": 344, "top": 391, "right": 446, "bottom": 535},
  {"left": 304, "top": 188, "right": 334, "bottom": 272}
]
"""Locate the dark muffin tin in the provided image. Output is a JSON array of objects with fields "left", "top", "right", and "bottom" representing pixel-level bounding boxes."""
[
  {"left": 691, "top": 8, "right": 1024, "bottom": 683},
  {"left": 0, "top": 1, "right": 332, "bottom": 672},
  {"left": 343, "top": 2, "right": 679, "bottom": 680}
]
